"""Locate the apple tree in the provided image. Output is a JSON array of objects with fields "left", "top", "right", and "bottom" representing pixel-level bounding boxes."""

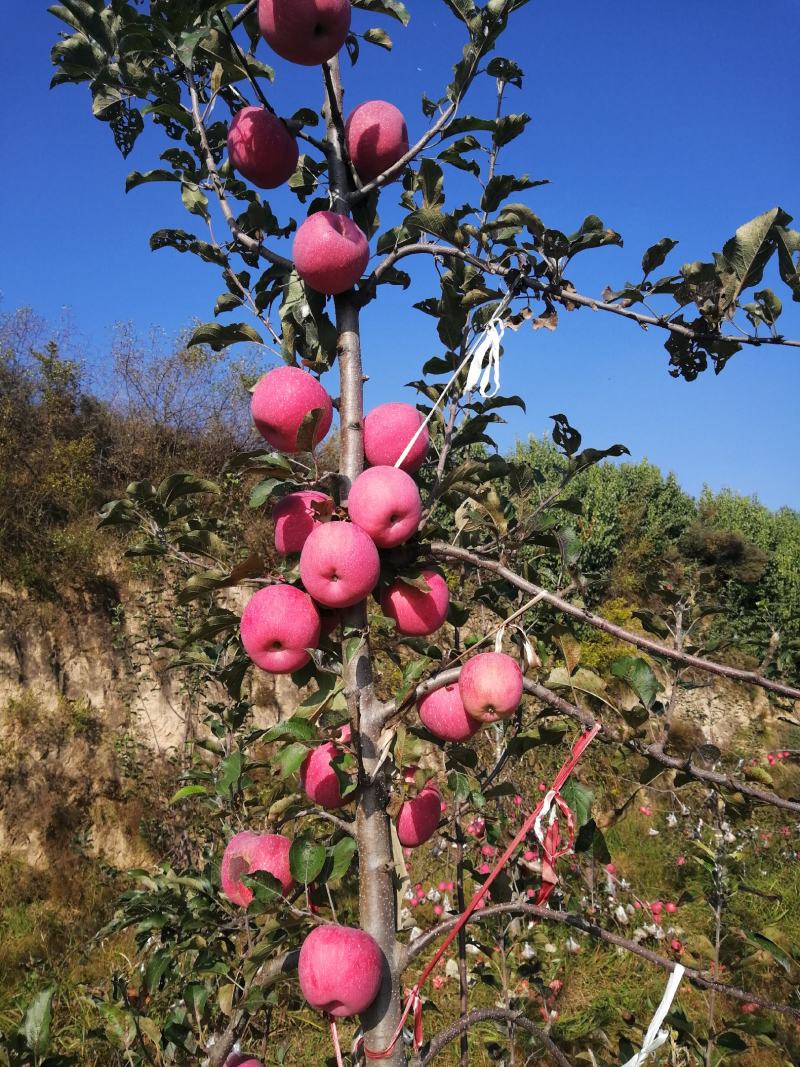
[{"left": 50, "top": 1, "right": 800, "bottom": 1065}]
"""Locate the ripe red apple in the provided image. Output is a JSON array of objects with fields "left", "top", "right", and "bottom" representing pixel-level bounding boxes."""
[
  {"left": 258, "top": 0, "right": 351, "bottom": 66},
  {"left": 227, "top": 106, "right": 299, "bottom": 189},
  {"left": 347, "top": 466, "right": 422, "bottom": 549},
  {"left": 381, "top": 569, "right": 449, "bottom": 636},
  {"left": 299, "top": 521, "right": 380, "bottom": 608},
  {"left": 396, "top": 780, "right": 442, "bottom": 848},
  {"left": 241, "top": 584, "right": 320, "bottom": 674},
  {"left": 273, "top": 490, "right": 332, "bottom": 555},
  {"left": 345, "top": 100, "right": 410, "bottom": 183},
  {"left": 251, "top": 366, "right": 333, "bottom": 453},
  {"left": 418, "top": 684, "right": 481, "bottom": 743},
  {"left": 363, "top": 402, "right": 429, "bottom": 474},
  {"left": 298, "top": 924, "right": 383, "bottom": 1017},
  {"left": 293, "top": 211, "right": 370, "bottom": 296},
  {"left": 459, "top": 652, "right": 524, "bottom": 722},
  {"left": 300, "top": 734, "right": 352, "bottom": 809},
  {"left": 224, "top": 1055, "right": 263, "bottom": 1067},
  {"left": 221, "top": 831, "right": 294, "bottom": 906}
]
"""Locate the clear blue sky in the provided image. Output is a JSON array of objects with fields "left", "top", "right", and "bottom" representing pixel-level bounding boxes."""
[{"left": 3, "top": 3, "right": 799, "bottom": 508}]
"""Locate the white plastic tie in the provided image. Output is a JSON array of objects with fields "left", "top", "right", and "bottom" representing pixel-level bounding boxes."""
[
  {"left": 620, "top": 964, "right": 686, "bottom": 1067},
  {"left": 394, "top": 307, "right": 509, "bottom": 470},
  {"left": 463, "top": 318, "right": 504, "bottom": 398}
]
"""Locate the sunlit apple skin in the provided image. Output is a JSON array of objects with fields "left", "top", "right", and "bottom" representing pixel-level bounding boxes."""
[
  {"left": 220, "top": 831, "right": 294, "bottom": 906},
  {"left": 347, "top": 466, "right": 422, "bottom": 549},
  {"left": 293, "top": 211, "right": 370, "bottom": 295},
  {"left": 227, "top": 106, "right": 299, "bottom": 189},
  {"left": 299, "top": 522, "right": 380, "bottom": 608},
  {"left": 418, "top": 684, "right": 481, "bottom": 743},
  {"left": 258, "top": 0, "right": 351, "bottom": 66},
  {"left": 273, "top": 491, "right": 332, "bottom": 555},
  {"left": 364, "top": 402, "right": 429, "bottom": 474},
  {"left": 251, "top": 366, "right": 333, "bottom": 453},
  {"left": 298, "top": 924, "right": 384, "bottom": 1017},
  {"left": 459, "top": 651, "right": 524, "bottom": 722},
  {"left": 240, "top": 584, "right": 320, "bottom": 674},
  {"left": 381, "top": 569, "right": 449, "bottom": 636},
  {"left": 300, "top": 737, "right": 351, "bottom": 809},
  {"left": 396, "top": 781, "right": 442, "bottom": 848},
  {"left": 345, "top": 100, "right": 409, "bottom": 183}
]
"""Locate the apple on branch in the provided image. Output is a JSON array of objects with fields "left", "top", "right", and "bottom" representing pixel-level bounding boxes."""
[
  {"left": 240, "top": 584, "right": 321, "bottom": 675},
  {"left": 250, "top": 366, "right": 333, "bottom": 453}
]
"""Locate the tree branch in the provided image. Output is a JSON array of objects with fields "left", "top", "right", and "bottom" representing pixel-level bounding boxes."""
[
  {"left": 231, "top": 0, "right": 257, "bottom": 28},
  {"left": 431, "top": 542, "right": 800, "bottom": 702},
  {"left": 206, "top": 949, "right": 299, "bottom": 1067},
  {"left": 185, "top": 76, "right": 292, "bottom": 270},
  {"left": 370, "top": 242, "right": 800, "bottom": 352},
  {"left": 408, "top": 667, "right": 800, "bottom": 815},
  {"left": 407, "top": 904, "right": 800, "bottom": 1023},
  {"left": 421, "top": 1008, "right": 574, "bottom": 1067}
]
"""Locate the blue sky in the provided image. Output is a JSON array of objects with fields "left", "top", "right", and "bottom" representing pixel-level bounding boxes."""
[{"left": 3, "top": 2, "right": 799, "bottom": 508}]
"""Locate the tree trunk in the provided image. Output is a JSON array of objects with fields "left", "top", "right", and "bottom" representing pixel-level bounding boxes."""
[{"left": 326, "top": 57, "right": 406, "bottom": 1067}]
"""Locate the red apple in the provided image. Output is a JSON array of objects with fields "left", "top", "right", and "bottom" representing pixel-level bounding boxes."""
[
  {"left": 224, "top": 1055, "right": 264, "bottom": 1067},
  {"left": 273, "top": 490, "right": 332, "bottom": 555},
  {"left": 221, "top": 831, "right": 294, "bottom": 906},
  {"left": 293, "top": 211, "right": 370, "bottom": 295},
  {"left": 396, "top": 781, "right": 442, "bottom": 848},
  {"left": 299, "top": 522, "right": 380, "bottom": 608},
  {"left": 459, "top": 652, "right": 523, "bottom": 722},
  {"left": 251, "top": 366, "right": 333, "bottom": 453},
  {"left": 298, "top": 924, "right": 383, "bottom": 1017},
  {"left": 241, "top": 584, "right": 320, "bottom": 674},
  {"left": 347, "top": 466, "right": 422, "bottom": 549},
  {"left": 227, "top": 106, "right": 299, "bottom": 189},
  {"left": 345, "top": 100, "right": 409, "bottom": 183},
  {"left": 381, "top": 569, "right": 449, "bottom": 636},
  {"left": 418, "top": 684, "right": 481, "bottom": 743},
  {"left": 300, "top": 736, "right": 352, "bottom": 809},
  {"left": 364, "top": 402, "right": 429, "bottom": 474},
  {"left": 258, "top": 0, "right": 351, "bottom": 66}
]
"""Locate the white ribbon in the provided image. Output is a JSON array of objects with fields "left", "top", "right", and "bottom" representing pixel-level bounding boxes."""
[
  {"left": 620, "top": 964, "right": 686, "bottom": 1067},
  {"left": 394, "top": 312, "right": 508, "bottom": 470},
  {"left": 463, "top": 319, "right": 504, "bottom": 398},
  {"left": 533, "top": 788, "right": 558, "bottom": 846}
]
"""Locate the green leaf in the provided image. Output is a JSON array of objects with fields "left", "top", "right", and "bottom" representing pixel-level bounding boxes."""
[
  {"left": 157, "top": 471, "right": 219, "bottom": 503},
  {"left": 745, "top": 931, "right": 795, "bottom": 974},
  {"left": 181, "top": 181, "right": 209, "bottom": 219},
  {"left": 248, "top": 478, "right": 283, "bottom": 508},
  {"left": 275, "top": 741, "right": 309, "bottom": 779},
  {"left": 610, "top": 656, "right": 662, "bottom": 710},
  {"left": 290, "top": 837, "right": 327, "bottom": 884},
  {"left": 170, "top": 785, "right": 208, "bottom": 803},
  {"left": 187, "top": 322, "right": 263, "bottom": 351},
  {"left": 261, "top": 717, "right": 317, "bottom": 743},
  {"left": 481, "top": 173, "right": 541, "bottom": 214},
  {"left": 20, "top": 988, "right": 54, "bottom": 1057},
  {"left": 364, "top": 27, "right": 393, "bottom": 49},
  {"left": 216, "top": 751, "right": 243, "bottom": 795},
  {"left": 717, "top": 207, "right": 791, "bottom": 316},
  {"left": 329, "top": 837, "right": 358, "bottom": 881},
  {"left": 642, "top": 237, "right": 678, "bottom": 277},
  {"left": 561, "top": 779, "right": 593, "bottom": 828},
  {"left": 125, "top": 168, "right": 180, "bottom": 193},
  {"left": 351, "top": 0, "right": 410, "bottom": 23}
]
